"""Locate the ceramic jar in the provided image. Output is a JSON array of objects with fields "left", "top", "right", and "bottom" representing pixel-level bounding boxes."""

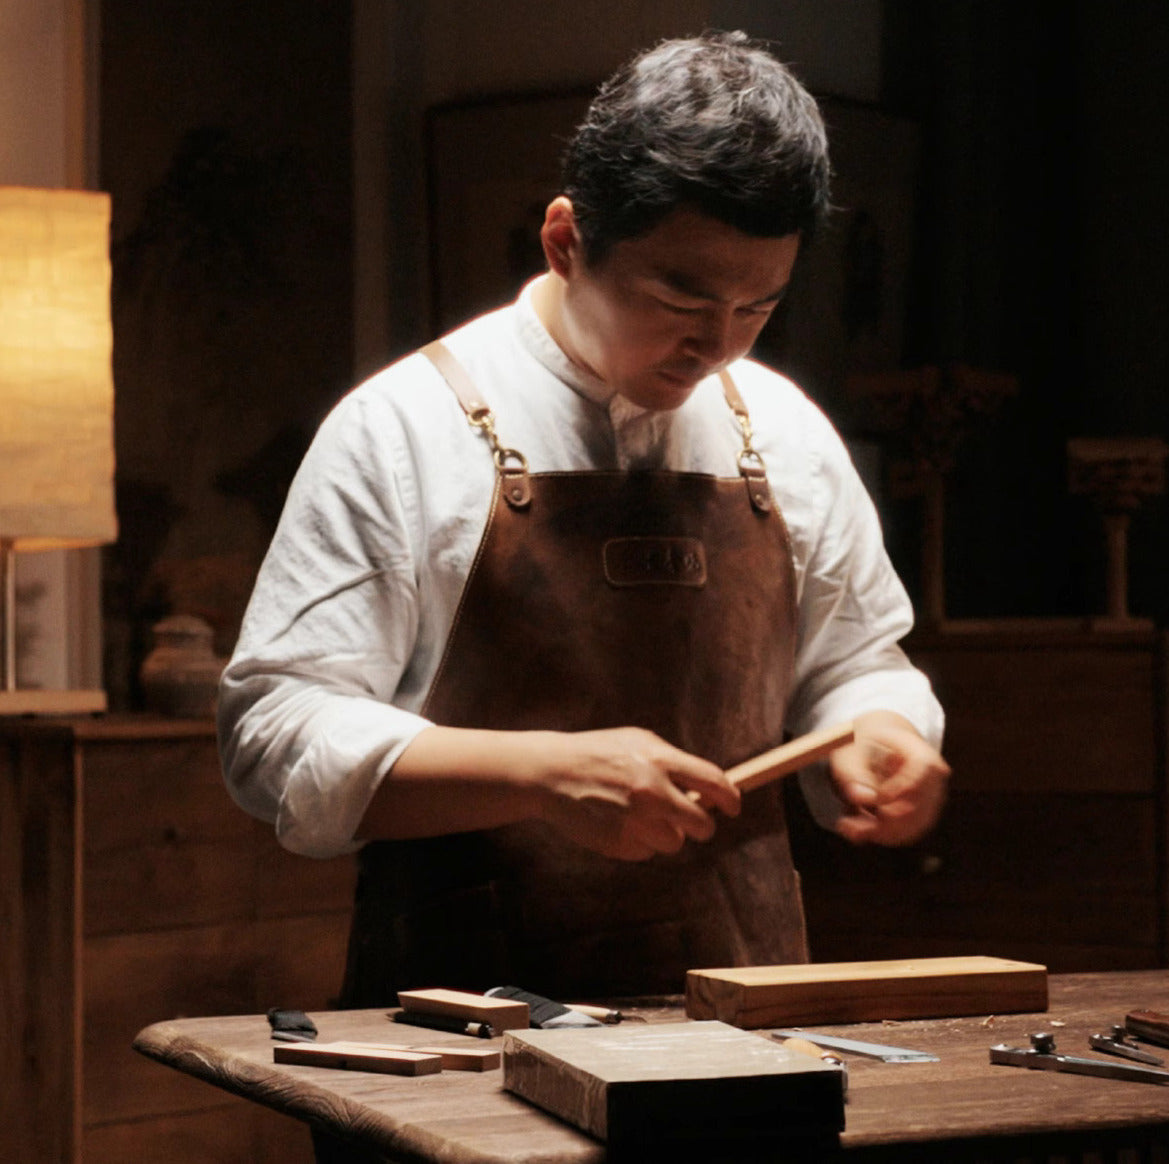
[{"left": 139, "top": 613, "right": 226, "bottom": 718}]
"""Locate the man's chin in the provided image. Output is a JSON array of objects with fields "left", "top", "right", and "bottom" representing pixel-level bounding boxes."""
[{"left": 616, "top": 368, "right": 706, "bottom": 411}]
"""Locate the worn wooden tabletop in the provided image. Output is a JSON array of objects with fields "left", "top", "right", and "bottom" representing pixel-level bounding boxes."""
[{"left": 134, "top": 971, "right": 1169, "bottom": 1161}]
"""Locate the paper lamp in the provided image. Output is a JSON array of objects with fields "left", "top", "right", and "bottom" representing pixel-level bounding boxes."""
[{"left": 0, "top": 186, "right": 117, "bottom": 714}]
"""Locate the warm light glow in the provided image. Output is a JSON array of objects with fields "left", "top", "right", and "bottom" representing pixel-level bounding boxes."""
[{"left": 0, "top": 186, "right": 117, "bottom": 551}]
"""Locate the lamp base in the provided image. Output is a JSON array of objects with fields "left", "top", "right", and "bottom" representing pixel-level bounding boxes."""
[{"left": 0, "top": 688, "right": 107, "bottom": 716}]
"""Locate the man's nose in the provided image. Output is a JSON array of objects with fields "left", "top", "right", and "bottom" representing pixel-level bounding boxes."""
[{"left": 683, "top": 312, "right": 736, "bottom": 365}]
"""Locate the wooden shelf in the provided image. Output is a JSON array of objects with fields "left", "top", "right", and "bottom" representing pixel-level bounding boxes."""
[
  {"left": 3, "top": 714, "right": 356, "bottom": 1163},
  {"left": 788, "top": 624, "right": 1169, "bottom": 972}
]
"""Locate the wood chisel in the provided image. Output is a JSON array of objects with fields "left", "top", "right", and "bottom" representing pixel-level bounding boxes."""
[{"left": 770, "top": 1029, "right": 938, "bottom": 1063}]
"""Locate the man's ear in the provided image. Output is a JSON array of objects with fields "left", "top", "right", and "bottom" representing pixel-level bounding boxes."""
[{"left": 540, "top": 196, "right": 583, "bottom": 278}]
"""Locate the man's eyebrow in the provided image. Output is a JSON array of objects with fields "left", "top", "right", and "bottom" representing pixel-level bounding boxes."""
[{"left": 656, "top": 270, "right": 789, "bottom": 306}]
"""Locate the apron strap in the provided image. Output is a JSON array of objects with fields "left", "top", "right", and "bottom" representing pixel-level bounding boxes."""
[
  {"left": 421, "top": 340, "right": 770, "bottom": 514},
  {"left": 422, "top": 340, "right": 531, "bottom": 509},
  {"left": 421, "top": 339, "right": 488, "bottom": 414},
  {"left": 719, "top": 369, "right": 774, "bottom": 514}
]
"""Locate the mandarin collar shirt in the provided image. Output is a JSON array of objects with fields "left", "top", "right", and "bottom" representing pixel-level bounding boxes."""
[{"left": 218, "top": 279, "right": 943, "bottom": 858}]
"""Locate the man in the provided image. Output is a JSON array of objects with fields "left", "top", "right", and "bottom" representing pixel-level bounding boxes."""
[{"left": 219, "top": 31, "right": 948, "bottom": 1006}]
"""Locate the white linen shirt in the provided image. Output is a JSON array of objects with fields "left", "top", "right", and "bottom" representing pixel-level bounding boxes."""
[{"left": 218, "top": 279, "right": 944, "bottom": 858}]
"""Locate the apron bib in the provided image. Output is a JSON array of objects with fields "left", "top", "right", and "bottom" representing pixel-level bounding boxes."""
[{"left": 341, "top": 343, "right": 808, "bottom": 1004}]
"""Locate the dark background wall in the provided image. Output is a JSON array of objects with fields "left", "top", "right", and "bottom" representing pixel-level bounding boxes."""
[
  {"left": 881, "top": 1, "right": 1169, "bottom": 623},
  {"left": 97, "top": 0, "right": 1169, "bottom": 705}
]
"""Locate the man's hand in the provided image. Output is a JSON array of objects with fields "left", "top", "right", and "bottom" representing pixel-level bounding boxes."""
[
  {"left": 827, "top": 711, "right": 949, "bottom": 846},
  {"left": 372, "top": 724, "right": 739, "bottom": 861},
  {"left": 533, "top": 726, "right": 741, "bottom": 861}
]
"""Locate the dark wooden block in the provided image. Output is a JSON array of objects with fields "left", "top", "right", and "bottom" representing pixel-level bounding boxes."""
[{"left": 503, "top": 1020, "right": 844, "bottom": 1144}]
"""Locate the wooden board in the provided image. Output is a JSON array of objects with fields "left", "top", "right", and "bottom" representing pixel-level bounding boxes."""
[
  {"left": 278, "top": 1040, "right": 500, "bottom": 1072},
  {"left": 685, "top": 955, "right": 1048, "bottom": 1027},
  {"left": 502, "top": 1020, "right": 844, "bottom": 1145},
  {"left": 274, "top": 1042, "right": 442, "bottom": 1076},
  {"left": 397, "top": 987, "right": 529, "bottom": 1031}
]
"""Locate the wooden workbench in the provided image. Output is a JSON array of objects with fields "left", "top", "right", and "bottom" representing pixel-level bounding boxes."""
[{"left": 134, "top": 971, "right": 1169, "bottom": 1161}]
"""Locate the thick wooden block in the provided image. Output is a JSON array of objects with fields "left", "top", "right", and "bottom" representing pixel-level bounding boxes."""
[
  {"left": 274, "top": 1042, "right": 443, "bottom": 1076},
  {"left": 503, "top": 1021, "right": 844, "bottom": 1145},
  {"left": 686, "top": 956, "right": 1048, "bottom": 1027},
  {"left": 396, "top": 987, "right": 529, "bottom": 1031}
]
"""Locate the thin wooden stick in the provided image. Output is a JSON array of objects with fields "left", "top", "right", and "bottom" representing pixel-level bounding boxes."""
[{"left": 725, "top": 722, "right": 855, "bottom": 793}]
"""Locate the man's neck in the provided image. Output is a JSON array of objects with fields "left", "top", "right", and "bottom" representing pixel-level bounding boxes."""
[{"left": 530, "top": 272, "right": 594, "bottom": 378}]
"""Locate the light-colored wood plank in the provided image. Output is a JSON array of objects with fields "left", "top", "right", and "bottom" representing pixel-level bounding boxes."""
[
  {"left": 725, "top": 722, "right": 854, "bottom": 792},
  {"left": 347, "top": 1041, "right": 501, "bottom": 1071},
  {"left": 275, "top": 1042, "right": 443, "bottom": 1075},
  {"left": 397, "top": 987, "right": 529, "bottom": 1031},
  {"left": 685, "top": 956, "right": 1048, "bottom": 1028}
]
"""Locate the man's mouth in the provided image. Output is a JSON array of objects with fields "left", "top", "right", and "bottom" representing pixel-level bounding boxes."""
[{"left": 658, "top": 364, "right": 709, "bottom": 386}]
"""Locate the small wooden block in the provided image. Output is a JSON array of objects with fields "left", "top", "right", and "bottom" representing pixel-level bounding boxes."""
[
  {"left": 349, "top": 1041, "right": 501, "bottom": 1071},
  {"left": 274, "top": 1041, "right": 443, "bottom": 1076},
  {"left": 397, "top": 987, "right": 529, "bottom": 1032},
  {"left": 503, "top": 1021, "right": 844, "bottom": 1144},
  {"left": 685, "top": 955, "right": 1048, "bottom": 1028}
]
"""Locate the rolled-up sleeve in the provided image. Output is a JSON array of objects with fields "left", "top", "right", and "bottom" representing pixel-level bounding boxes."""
[
  {"left": 217, "top": 391, "right": 434, "bottom": 858},
  {"left": 774, "top": 402, "right": 944, "bottom": 827}
]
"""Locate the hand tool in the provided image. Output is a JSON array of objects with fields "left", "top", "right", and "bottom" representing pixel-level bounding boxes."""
[
  {"left": 779, "top": 1035, "right": 849, "bottom": 1098},
  {"left": 266, "top": 1007, "right": 318, "bottom": 1043},
  {"left": 770, "top": 1028, "right": 938, "bottom": 1063},
  {"left": 1126, "top": 1008, "right": 1169, "bottom": 1049},
  {"left": 1089, "top": 1024, "right": 1165, "bottom": 1065},
  {"left": 990, "top": 1032, "right": 1169, "bottom": 1084},
  {"left": 391, "top": 1011, "right": 495, "bottom": 1038},
  {"left": 485, "top": 985, "right": 602, "bottom": 1028},
  {"left": 563, "top": 1002, "right": 647, "bottom": 1023}
]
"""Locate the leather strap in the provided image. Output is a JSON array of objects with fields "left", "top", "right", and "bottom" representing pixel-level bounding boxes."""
[
  {"left": 422, "top": 340, "right": 531, "bottom": 510},
  {"left": 421, "top": 340, "right": 488, "bottom": 415},
  {"left": 424, "top": 341, "right": 770, "bottom": 514},
  {"left": 720, "top": 368, "right": 774, "bottom": 514}
]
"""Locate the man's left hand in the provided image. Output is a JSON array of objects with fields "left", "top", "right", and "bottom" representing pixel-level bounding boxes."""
[{"left": 828, "top": 711, "right": 950, "bottom": 846}]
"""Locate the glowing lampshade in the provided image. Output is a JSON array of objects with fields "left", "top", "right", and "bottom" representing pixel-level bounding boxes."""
[{"left": 0, "top": 186, "right": 117, "bottom": 713}]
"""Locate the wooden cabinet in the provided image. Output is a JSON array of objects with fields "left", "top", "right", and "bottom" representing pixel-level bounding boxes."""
[
  {"left": 787, "top": 622, "right": 1168, "bottom": 973},
  {"left": 2, "top": 716, "right": 356, "bottom": 1163}
]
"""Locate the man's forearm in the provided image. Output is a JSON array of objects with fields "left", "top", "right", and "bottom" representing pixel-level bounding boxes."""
[
  {"left": 355, "top": 723, "right": 740, "bottom": 862},
  {"left": 356, "top": 725, "right": 549, "bottom": 840}
]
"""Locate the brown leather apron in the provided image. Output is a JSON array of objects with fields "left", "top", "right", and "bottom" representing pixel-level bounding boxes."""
[{"left": 340, "top": 342, "right": 808, "bottom": 1006}]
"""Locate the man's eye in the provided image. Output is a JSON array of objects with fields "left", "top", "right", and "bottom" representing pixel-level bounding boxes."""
[{"left": 656, "top": 298, "right": 704, "bottom": 315}]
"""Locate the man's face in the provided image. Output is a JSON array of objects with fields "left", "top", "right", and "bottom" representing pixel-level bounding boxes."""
[{"left": 553, "top": 205, "right": 800, "bottom": 411}]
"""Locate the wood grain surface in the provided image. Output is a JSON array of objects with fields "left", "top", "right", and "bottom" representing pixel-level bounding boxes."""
[
  {"left": 502, "top": 1021, "right": 843, "bottom": 1143},
  {"left": 133, "top": 971, "right": 1169, "bottom": 1161},
  {"left": 684, "top": 956, "right": 1049, "bottom": 1027}
]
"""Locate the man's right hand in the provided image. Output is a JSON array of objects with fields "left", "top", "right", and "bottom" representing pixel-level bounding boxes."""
[
  {"left": 360, "top": 724, "right": 739, "bottom": 860},
  {"left": 530, "top": 726, "right": 741, "bottom": 860}
]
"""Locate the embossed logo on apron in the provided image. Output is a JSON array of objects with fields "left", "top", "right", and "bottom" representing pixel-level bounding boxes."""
[{"left": 602, "top": 536, "right": 707, "bottom": 587}]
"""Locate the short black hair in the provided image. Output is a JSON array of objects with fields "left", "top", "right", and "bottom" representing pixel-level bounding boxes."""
[{"left": 562, "top": 30, "right": 831, "bottom": 264}]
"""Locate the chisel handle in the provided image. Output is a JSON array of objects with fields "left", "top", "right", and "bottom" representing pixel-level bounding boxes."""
[{"left": 1127, "top": 1009, "right": 1169, "bottom": 1048}]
